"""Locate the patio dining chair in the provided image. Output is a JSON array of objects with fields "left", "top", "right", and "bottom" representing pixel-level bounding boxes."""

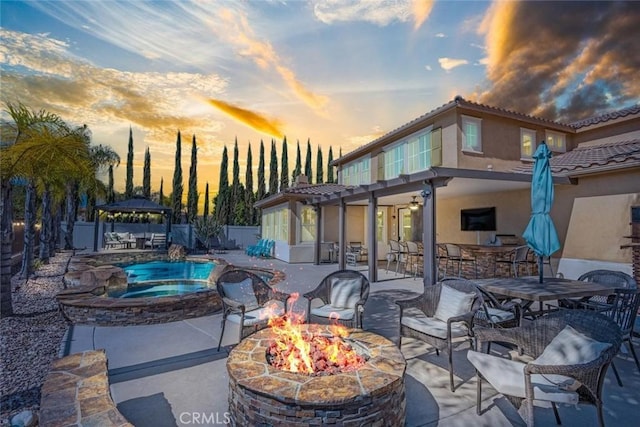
[
  {"left": 216, "top": 269, "right": 294, "bottom": 350},
  {"left": 557, "top": 269, "right": 637, "bottom": 310},
  {"left": 468, "top": 309, "right": 622, "bottom": 427},
  {"left": 396, "top": 277, "right": 484, "bottom": 391},
  {"left": 444, "top": 243, "right": 477, "bottom": 278},
  {"left": 493, "top": 245, "right": 534, "bottom": 278},
  {"left": 303, "top": 270, "right": 370, "bottom": 329},
  {"left": 386, "top": 239, "right": 402, "bottom": 272}
]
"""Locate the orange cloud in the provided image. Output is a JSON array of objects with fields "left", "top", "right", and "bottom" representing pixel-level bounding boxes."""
[
  {"left": 412, "top": 0, "right": 435, "bottom": 31},
  {"left": 207, "top": 98, "right": 283, "bottom": 138}
]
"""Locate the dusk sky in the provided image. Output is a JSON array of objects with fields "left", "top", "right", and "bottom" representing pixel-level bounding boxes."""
[{"left": 1, "top": 0, "right": 639, "bottom": 196}]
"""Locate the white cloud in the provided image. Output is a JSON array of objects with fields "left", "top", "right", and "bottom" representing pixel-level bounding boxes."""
[
  {"left": 435, "top": 32, "right": 446, "bottom": 38},
  {"left": 438, "top": 57, "right": 469, "bottom": 71},
  {"left": 313, "top": 0, "right": 411, "bottom": 26},
  {"left": 425, "top": 65, "right": 432, "bottom": 71}
]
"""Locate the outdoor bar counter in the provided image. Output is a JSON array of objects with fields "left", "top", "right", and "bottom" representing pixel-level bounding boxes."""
[{"left": 449, "top": 244, "right": 538, "bottom": 279}]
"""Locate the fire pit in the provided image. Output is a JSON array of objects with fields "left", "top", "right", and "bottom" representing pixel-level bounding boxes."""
[{"left": 227, "top": 323, "right": 406, "bottom": 426}]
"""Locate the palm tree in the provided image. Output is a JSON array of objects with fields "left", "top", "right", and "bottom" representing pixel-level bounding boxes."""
[{"left": 1, "top": 102, "right": 68, "bottom": 316}]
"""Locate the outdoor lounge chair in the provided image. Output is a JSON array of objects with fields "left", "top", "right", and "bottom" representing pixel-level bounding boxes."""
[
  {"left": 303, "top": 270, "right": 370, "bottom": 329},
  {"left": 215, "top": 269, "right": 293, "bottom": 350},
  {"left": 104, "top": 232, "right": 123, "bottom": 249},
  {"left": 468, "top": 309, "right": 622, "bottom": 427},
  {"left": 144, "top": 233, "right": 166, "bottom": 249},
  {"left": 397, "top": 277, "right": 484, "bottom": 391}
]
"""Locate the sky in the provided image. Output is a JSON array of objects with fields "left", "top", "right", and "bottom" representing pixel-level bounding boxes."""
[{"left": 1, "top": 0, "right": 639, "bottom": 199}]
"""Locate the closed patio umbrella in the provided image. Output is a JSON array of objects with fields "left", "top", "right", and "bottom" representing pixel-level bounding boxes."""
[{"left": 522, "top": 142, "right": 560, "bottom": 283}]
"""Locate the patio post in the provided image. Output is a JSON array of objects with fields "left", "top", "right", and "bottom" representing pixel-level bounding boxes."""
[
  {"left": 367, "top": 192, "right": 378, "bottom": 282},
  {"left": 314, "top": 203, "right": 322, "bottom": 265},
  {"left": 338, "top": 198, "right": 346, "bottom": 270},
  {"left": 421, "top": 183, "right": 436, "bottom": 288},
  {"left": 93, "top": 208, "right": 99, "bottom": 252}
]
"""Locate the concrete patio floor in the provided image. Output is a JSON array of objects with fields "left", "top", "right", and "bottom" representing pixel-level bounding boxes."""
[{"left": 63, "top": 251, "right": 640, "bottom": 426}]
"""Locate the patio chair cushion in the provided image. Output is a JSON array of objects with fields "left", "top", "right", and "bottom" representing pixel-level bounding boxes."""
[
  {"left": 227, "top": 300, "right": 285, "bottom": 326},
  {"left": 329, "top": 277, "right": 362, "bottom": 309},
  {"left": 401, "top": 307, "right": 469, "bottom": 339},
  {"left": 310, "top": 304, "right": 355, "bottom": 321},
  {"left": 533, "top": 325, "right": 612, "bottom": 366},
  {"left": 434, "top": 285, "right": 476, "bottom": 322},
  {"left": 485, "top": 307, "right": 516, "bottom": 322},
  {"left": 220, "top": 278, "right": 259, "bottom": 311},
  {"left": 467, "top": 350, "right": 579, "bottom": 404}
]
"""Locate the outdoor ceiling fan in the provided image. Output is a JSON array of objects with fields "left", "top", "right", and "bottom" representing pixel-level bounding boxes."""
[{"left": 409, "top": 196, "right": 420, "bottom": 210}]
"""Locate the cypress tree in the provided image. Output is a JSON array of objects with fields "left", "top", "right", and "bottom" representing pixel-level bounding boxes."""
[
  {"left": 292, "top": 139, "right": 302, "bottom": 183},
  {"left": 280, "top": 136, "right": 289, "bottom": 190},
  {"left": 214, "top": 146, "right": 229, "bottom": 225},
  {"left": 159, "top": 178, "right": 164, "bottom": 206},
  {"left": 316, "top": 146, "right": 324, "bottom": 184},
  {"left": 125, "top": 126, "right": 134, "bottom": 198},
  {"left": 107, "top": 165, "right": 115, "bottom": 203},
  {"left": 256, "top": 140, "right": 265, "bottom": 201},
  {"left": 304, "top": 138, "right": 312, "bottom": 183},
  {"left": 327, "top": 146, "right": 334, "bottom": 183},
  {"left": 245, "top": 144, "right": 254, "bottom": 225},
  {"left": 143, "top": 147, "right": 151, "bottom": 198},
  {"left": 203, "top": 182, "right": 209, "bottom": 219},
  {"left": 171, "top": 130, "right": 183, "bottom": 224},
  {"left": 231, "top": 138, "right": 243, "bottom": 225},
  {"left": 268, "top": 139, "right": 278, "bottom": 195},
  {"left": 187, "top": 134, "right": 198, "bottom": 223}
]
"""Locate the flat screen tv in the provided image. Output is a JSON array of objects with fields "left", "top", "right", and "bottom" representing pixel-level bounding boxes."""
[{"left": 461, "top": 207, "right": 496, "bottom": 231}]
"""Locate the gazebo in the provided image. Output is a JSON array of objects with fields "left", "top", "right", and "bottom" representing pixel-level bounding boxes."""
[{"left": 93, "top": 196, "right": 172, "bottom": 251}]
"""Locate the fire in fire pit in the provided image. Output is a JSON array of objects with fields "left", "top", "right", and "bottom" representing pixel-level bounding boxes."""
[{"left": 266, "top": 315, "right": 366, "bottom": 375}]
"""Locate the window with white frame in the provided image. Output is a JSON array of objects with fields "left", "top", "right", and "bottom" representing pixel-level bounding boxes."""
[
  {"left": 520, "top": 128, "right": 536, "bottom": 159},
  {"left": 261, "top": 207, "right": 289, "bottom": 241},
  {"left": 545, "top": 130, "right": 566, "bottom": 152},
  {"left": 341, "top": 157, "right": 370, "bottom": 185},
  {"left": 407, "top": 128, "right": 434, "bottom": 173},
  {"left": 384, "top": 144, "right": 405, "bottom": 179},
  {"left": 462, "top": 115, "right": 482, "bottom": 152},
  {"left": 299, "top": 205, "right": 316, "bottom": 243}
]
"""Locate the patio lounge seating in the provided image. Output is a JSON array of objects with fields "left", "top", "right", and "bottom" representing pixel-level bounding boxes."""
[
  {"left": 144, "top": 233, "right": 166, "bottom": 249},
  {"left": 104, "top": 232, "right": 123, "bottom": 249},
  {"left": 397, "top": 277, "right": 484, "bottom": 391},
  {"left": 215, "top": 269, "right": 293, "bottom": 350},
  {"left": 303, "top": 270, "right": 370, "bottom": 329},
  {"left": 468, "top": 309, "right": 622, "bottom": 427}
]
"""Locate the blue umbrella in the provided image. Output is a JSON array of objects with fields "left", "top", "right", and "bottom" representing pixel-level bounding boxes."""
[{"left": 522, "top": 142, "right": 561, "bottom": 283}]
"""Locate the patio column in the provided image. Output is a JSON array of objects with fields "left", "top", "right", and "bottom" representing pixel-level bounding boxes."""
[
  {"left": 338, "top": 199, "right": 347, "bottom": 270},
  {"left": 422, "top": 183, "right": 436, "bottom": 287},
  {"left": 367, "top": 192, "right": 378, "bottom": 282},
  {"left": 314, "top": 204, "right": 322, "bottom": 265}
]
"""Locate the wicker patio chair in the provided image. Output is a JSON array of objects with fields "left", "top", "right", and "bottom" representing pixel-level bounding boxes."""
[
  {"left": 216, "top": 269, "right": 293, "bottom": 350},
  {"left": 468, "top": 309, "right": 622, "bottom": 427},
  {"left": 557, "top": 269, "right": 637, "bottom": 310},
  {"left": 396, "top": 277, "right": 484, "bottom": 391},
  {"left": 303, "top": 270, "right": 370, "bottom": 329}
]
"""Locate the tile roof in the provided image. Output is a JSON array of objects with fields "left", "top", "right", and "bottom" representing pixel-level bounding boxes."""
[
  {"left": 284, "top": 183, "right": 352, "bottom": 195},
  {"left": 513, "top": 139, "right": 640, "bottom": 175},
  {"left": 569, "top": 104, "right": 640, "bottom": 129}
]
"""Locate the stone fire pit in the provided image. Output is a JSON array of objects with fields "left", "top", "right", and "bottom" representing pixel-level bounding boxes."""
[{"left": 227, "top": 324, "right": 406, "bottom": 426}]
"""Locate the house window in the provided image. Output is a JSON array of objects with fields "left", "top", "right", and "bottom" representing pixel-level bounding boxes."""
[
  {"left": 262, "top": 207, "right": 289, "bottom": 241},
  {"left": 520, "top": 128, "right": 536, "bottom": 159},
  {"left": 462, "top": 115, "right": 482, "bottom": 153},
  {"left": 407, "top": 127, "right": 441, "bottom": 173},
  {"left": 341, "top": 157, "right": 370, "bottom": 185},
  {"left": 300, "top": 206, "right": 316, "bottom": 243},
  {"left": 384, "top": 144, "right": 405, "bottom": 179},
  {"left": 545, "top": 130, "right": 566, "bottom": 152}
]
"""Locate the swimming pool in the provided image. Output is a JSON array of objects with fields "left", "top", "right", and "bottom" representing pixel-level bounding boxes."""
[{"left": 111, "top": 260, "right": 215, "bottom": 298}]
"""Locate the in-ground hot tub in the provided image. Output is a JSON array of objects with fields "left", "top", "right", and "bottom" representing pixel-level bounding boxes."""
[
  {"left": 57, "top": 252, "right": 284, "bottom": 326},
  {"left": 227, "top": 324, "right": 406, "bottom": 426}
]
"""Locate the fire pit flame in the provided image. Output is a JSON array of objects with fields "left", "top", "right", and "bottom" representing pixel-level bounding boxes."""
[{"left": 265, "top": 294, "right": 366, "bottom": 375}]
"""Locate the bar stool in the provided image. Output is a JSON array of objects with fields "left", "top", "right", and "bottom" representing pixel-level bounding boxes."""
[{"left": 444, "top": 243, "right": 477, "bottom": 278}]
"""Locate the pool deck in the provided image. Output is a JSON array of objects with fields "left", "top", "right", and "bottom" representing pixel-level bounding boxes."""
[{"left": 64, "top": 250, "right": 640, "bottom": 427}]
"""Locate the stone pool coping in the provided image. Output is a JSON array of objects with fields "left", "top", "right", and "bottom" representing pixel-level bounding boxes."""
[{"left": 57, "top": 251, "right": 283, "bottom": 326}]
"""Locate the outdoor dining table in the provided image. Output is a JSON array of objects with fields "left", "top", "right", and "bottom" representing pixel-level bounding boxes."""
[{"left": 475, "top": 276, "right": 621, "bottom": 318}]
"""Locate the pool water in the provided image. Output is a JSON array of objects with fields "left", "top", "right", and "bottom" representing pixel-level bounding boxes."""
[
  {"left": 119, "top": 260, "right": 215, "bottom": 282},
  {"left": 111, "top": 260, "right": 216, "bottom": 298},
  {"left": 109, "top": 281, "right": 209, "bottom": 298}
]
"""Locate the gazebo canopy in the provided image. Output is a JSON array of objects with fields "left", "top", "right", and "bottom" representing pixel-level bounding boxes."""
[{"left": 95, "top": 196, "right": 172, "bottom": 215}]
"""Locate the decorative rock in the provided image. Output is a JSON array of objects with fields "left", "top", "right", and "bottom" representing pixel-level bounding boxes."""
[
  {"left": 80, "top": 266, "right": 128, "bottom": 289},
  {"left": 10, "top": 410, "right": 37, "bottom": 427},
  {"left": 168, "top": 244, "right": 187, "bottom": 261}
]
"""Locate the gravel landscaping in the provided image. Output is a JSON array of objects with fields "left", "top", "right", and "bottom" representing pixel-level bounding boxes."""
[{"left": 1, "top": 251, "right": 71, "bottom": 425}]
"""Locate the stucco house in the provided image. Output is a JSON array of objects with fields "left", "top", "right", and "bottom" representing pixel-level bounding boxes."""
[{"left": 255, "top": 96, "right": 640, "bottom": 284}]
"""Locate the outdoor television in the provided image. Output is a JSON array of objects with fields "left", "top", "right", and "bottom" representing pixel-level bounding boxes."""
[{"left": 461, "top": 207, "right": 496, "bottom": 231}]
